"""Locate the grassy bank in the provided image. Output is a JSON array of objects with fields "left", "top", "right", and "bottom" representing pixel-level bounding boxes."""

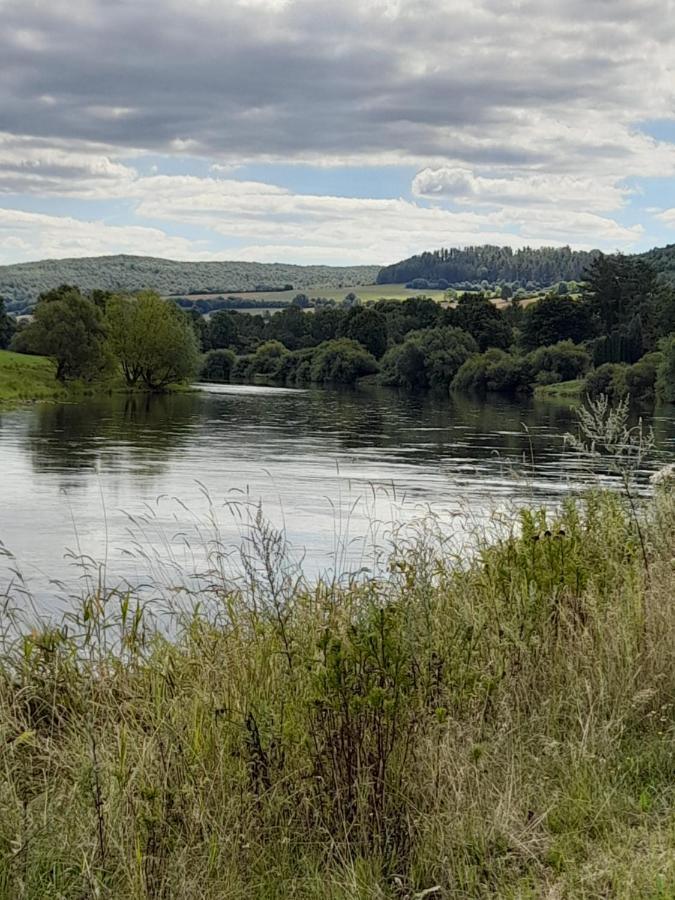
[
  {"left": 0, "top": 349, "right": 194, "bottom": 409},
  {"left": 0, "top": 350, "right": 73, "bottom": 406},
  {"left": 0, "top": 488, "right": 673, "bottom": 898},
  {"left": 534, "top": 379, "right": 584, "bottom": 403}
]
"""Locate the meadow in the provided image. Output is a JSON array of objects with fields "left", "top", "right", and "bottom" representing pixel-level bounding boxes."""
[{"left": 0, "top": 350, "right": 69, "bottom": 407}]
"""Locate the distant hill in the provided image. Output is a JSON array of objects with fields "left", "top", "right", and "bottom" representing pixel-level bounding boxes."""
[
  {"left": 0, "top": 255, "right": 380, "bottom": 314},
  {"left": 376, "top": 245, "right": 601, "bottom": 287}
]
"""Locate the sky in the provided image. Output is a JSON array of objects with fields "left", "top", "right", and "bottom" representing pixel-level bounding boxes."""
[{"left": 1, "top": 0, "right": 675, "bottom": 267}]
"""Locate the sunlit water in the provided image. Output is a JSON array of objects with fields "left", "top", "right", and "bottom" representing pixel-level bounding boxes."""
[{"left": 1, "top": 383, "right": 673, "bottom": 609}]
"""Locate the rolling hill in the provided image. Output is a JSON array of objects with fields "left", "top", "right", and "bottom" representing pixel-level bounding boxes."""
[{"left": 0, "top": 255, "right": 380, "bottom": 314}]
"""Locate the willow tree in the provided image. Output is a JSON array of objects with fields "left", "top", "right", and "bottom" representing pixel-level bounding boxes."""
[{"left": 107, "top": 291, "right": 199, "bottom": 390}]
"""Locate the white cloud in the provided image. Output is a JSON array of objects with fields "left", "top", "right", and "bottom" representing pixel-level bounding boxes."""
[
  {"left": 412, "top": 167, "right": 631, "bottom": 212},
  {"left": 129, "top": 173, "right": 641, "bottom": 261},
  {"left": 0, "top": 207, "right": 219, "bottom": 264},
  {"left": 655, "top": 208, "right": 675, "bottom": 227}
]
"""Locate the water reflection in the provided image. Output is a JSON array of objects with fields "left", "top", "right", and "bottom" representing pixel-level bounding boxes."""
[{"left": 0, "top": 384, "right": 673, "bottom": 606}]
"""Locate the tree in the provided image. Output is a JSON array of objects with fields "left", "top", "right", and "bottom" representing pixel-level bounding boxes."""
[
  {"left": 450, "top": 293, "right": 512, "bottom": 351},
  {"left": 381, "top": 326, "right": 477, "bottom": 391},
  {"left": 18, "top": 286, "right": 108, "bottom": 381},
  {"left": 0, "top": 297, "right": 16, "bottom": 349},
  {"left": 527, "top": 340, "right": 591, "bottom": 384},
  {"left": 265, "top": 306, "right": 310, "bottom": 350},
  {"left": 452, "top": 349, "right": 532, "bottom": 395},
  {"left": 200, "top": 349, "right": 236, "bottom": 383},
  {"left": 656, "top": 334, "right": 675, "bottom": 403},
  {"left": 310, "top": 307, "right": 346, "bottom": 344},
  {"left": 520, "top": 294, "right": 594, "bottom": 351},
  {"left": 339, "top": 306, "right": 388, "bottom": 358},
  {"left": 208, "top": 310, "right": 240, "bottom": 350},
  {"left": 583, "top": 253, "right": 657, "bottom": 333},
  {"left": 309, "top": 339, "right": 378, "bottom": 384},
  {"left": 106, "top": 291, "right": 198, "bottom": 390}
]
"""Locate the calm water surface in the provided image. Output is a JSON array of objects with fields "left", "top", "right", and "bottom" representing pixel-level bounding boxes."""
[{"left": 1, "top": 384, "right": 673, "bottom": 607}]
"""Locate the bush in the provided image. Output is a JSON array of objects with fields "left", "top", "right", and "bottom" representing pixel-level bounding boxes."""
[
  {"left": 250, "top": 340, "right": 289, "bottom": 377},
  {"left": 450, "top": 293, "right": 513, "bottom": 351},
  {"left": 381, "top": 326, "right": 477, "bottom": 391},
  {"left": 199, "top": 349, "right": 236, "bottom": 383},
  {"left": 270, "top": 348, "right": 315, "bottom": 385},
  {"left": 309, "top": 338, "right": 378, "bottom": 384},
  {"left": 520, "top": 295, "right": 594, "bottom": 351},
  {"left": 527, "top": 340, "right": 591, "bottom": 384},
  {"left": 656, "top": 334, "right": 675, "bottom": 402},
  {"left": 452, "top": 349, "right": 532, "bottom": 395},
  {"left": 624, "top": 352, "right": 662, "bottom": 403},
  {"left": 584, "top": 363, "right": 628, "bottom": 402}
]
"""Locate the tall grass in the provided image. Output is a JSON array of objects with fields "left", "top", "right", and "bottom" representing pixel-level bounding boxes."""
[{"left": 0, "top": 485, "right": 673, "bottom": 898}]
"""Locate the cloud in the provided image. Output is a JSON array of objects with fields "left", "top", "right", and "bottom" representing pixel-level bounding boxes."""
[
  {"left": 0, "top": 0, "right": 672, "bottom": 262},
  {"left": 412, "top": 167, "right": 630, "bottom": 211},
  {"left": 0, "top": 133, "right": 136, "bottom": 196},
  {"left": 655, "top": 208, "right": 675, "bottom": 227},
  {"left": 0, "top": 0, "right": 673, "bottom": 178},
  {"left": 128, "top": 173, "right": 641, "bottom": 261},
  {"left": 0, "top": 207, "right": 219, "bottom": 265}
]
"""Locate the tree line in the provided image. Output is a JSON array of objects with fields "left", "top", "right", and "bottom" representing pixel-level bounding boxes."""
[
  {"left": 376, "top": 245, "right": 600, "bottom": 287},
  {"left": 2, "top": 252, "right": 674, "bottom": 403}
]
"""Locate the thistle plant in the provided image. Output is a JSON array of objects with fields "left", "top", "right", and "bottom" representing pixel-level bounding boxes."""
[{"left": 565, "top": 393, "right": 654, "bottom": 578}]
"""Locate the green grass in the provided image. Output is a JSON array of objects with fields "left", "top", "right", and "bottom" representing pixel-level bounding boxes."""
[
  {"left": 0, "top": 349, "right": 71, "bottom": 406},
  {"left": 0, "top": 487, "right": 673, "bottom": 898},
  {"left": 170, "top": 282, "right": 456, "bottom": 304},
  {"left": 534, "top": 379, "right": 585, "bottom": 402},
  {"left": 0, "top": 350, "right": 196, "bottom": 409}
]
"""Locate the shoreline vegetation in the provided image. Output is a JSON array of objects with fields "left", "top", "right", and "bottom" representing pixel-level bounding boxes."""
[
  {"left": 0, "top": 481, "right": 673, "bottom": 897},
  {"left": 1, "top": 248, "right": 674, "bottom": 412}
]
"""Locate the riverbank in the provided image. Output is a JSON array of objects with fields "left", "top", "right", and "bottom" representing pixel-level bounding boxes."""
[
  {"left": 0, "top": 486, "right": 673, "bottom": 898},
  {"left": 0, "top": 349, "right": 195, "bottom": 409}
]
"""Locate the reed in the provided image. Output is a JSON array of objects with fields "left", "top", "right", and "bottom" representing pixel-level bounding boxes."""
[{"left": 0, "top": 483, "right": 673, "bottom": 898}]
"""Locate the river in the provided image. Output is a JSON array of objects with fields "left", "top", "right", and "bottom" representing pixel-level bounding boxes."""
[{"left": 1, "top": 384, "right": 673, "bottom": 610}]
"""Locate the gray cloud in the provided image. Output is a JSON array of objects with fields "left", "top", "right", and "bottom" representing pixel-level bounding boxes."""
[{"left": 0, "top": 0, "right": 673, "bottom": 171}]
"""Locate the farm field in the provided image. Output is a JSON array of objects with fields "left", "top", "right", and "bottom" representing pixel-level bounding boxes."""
[{"left": 167, "top": 282, "right": 452, "bottom": 304}]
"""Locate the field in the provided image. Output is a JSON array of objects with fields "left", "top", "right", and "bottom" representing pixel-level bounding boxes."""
[
  {"left": 168, "top": 283, "right": 550, "bottom": 310},
  {"left": 168, "top": 282, "right": 452, "bottom": 304}
]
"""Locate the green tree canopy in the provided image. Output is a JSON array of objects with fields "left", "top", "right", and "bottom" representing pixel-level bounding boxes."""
[
  {"left": 520, "top": 294, "right": 594, "bottom": 351},
  {"left": 0, "top": 297, "right": 16, "bottom": 349},
  {"left": 450, "top": 293, "right": 513, "bottom": 351},
  {"left": 106, "top": 291, "right": 198, "bottom": 390},
  {"left": 309, "top": 339, "right": 378, "bottom": 384},
  {"left": 18, "top": 286, "right": 108, "bottom": 381},
  {"left": 656, "top": 334, "right": 675, "bottom": 403},
  {"left": 381, "top": 326, "right": 477, "bottom": 391},
  {"left": 339, "top": 306, "right": 388, "bottom": 358}
]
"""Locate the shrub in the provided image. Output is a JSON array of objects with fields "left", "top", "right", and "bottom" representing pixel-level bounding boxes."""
[
  {"left": 624, "top": 352, "right": 663, "bottom": 403},
  {"left": 309, "top": 338, "right": 378, "bottom": 384},
  {"left": 381, "top": 326, "right": 477, "bottom": 391},
  {"left": 452, "top": 348, "right": 532, "bottom": 394},
  {"left": 656, "top": 333, "right": 675, "bottom": 402},
  {"left": 199, "top": 349, "right": 236, "bottom": 383},
  {"left": 527, "top": 340, "right": 591, "bottom": 384},
  {"left": 250, "top": 340, "right": 289, "bottom": 377},
  {"left": 584, "top": 363, "right": 628, "bottom": 402}
]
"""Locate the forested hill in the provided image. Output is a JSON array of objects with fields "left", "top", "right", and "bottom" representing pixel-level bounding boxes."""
[
  {"left": 376, "top": 245, "right": 600, "bottom": 286},
  {"left": 0, "top": 255, "right": 380, "bottom": 313}
]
